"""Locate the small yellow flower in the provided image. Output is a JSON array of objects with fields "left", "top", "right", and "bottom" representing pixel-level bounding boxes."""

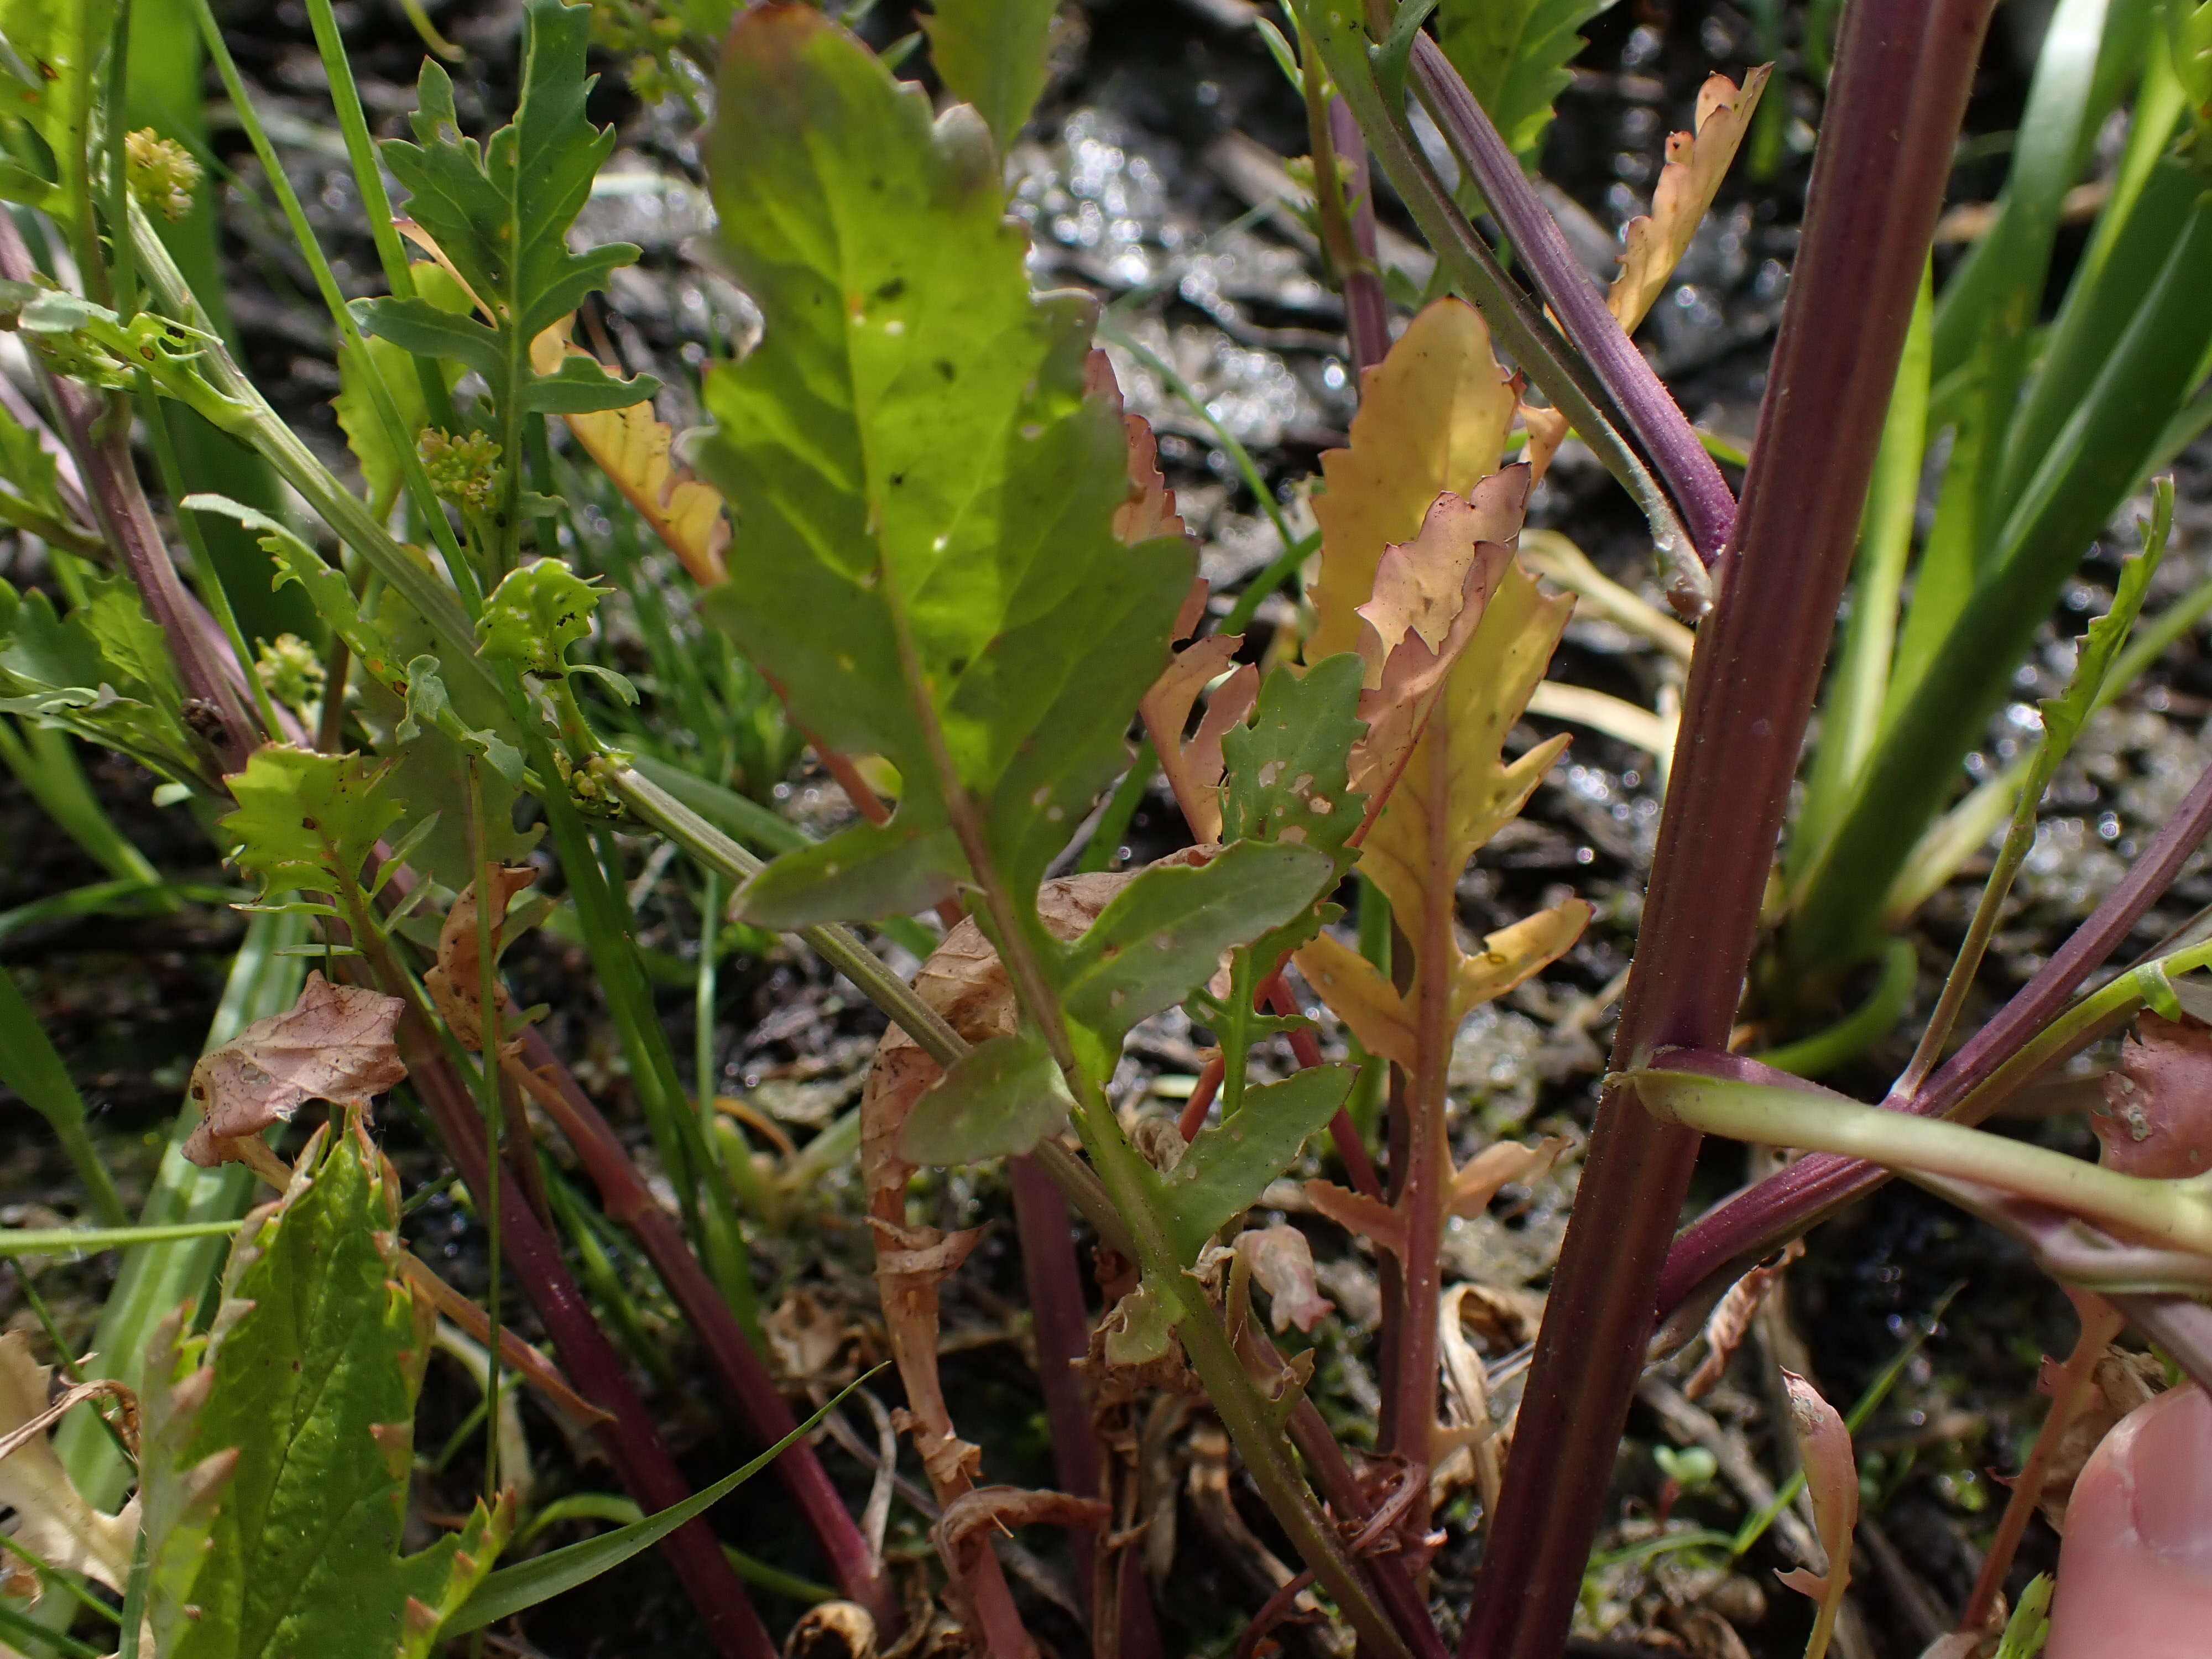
[
  {"left": 124, "top": 130, "right": 201, "bottom": 222},
  {"left": 416, "top": 428, "right": 504, "bottom": 513}
]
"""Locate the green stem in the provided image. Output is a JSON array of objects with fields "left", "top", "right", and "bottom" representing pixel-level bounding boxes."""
[
  {"left": 1754, "top": 937, "right": 1917, "bottom": 1079},
  {"left": 1635, "top": 1067, "right": 2212, "bottom": 1252}
]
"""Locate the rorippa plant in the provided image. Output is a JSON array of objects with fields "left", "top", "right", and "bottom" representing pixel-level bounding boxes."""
[{"left": 7, "top": 0, "right": 2212, "bottom": 1653}]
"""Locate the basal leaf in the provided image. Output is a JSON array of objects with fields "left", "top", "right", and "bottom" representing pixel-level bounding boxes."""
[
  {"left": 1164, "top": 1067, "right": 1353, "bottom": 1260},
  {"left": 1057, "top": 839, "right": 1336, "bottom": 1063},
  {"left": 359, "top": 0, "right": 653, "bottom": 421},
  {"left": 145, "top": 1118, "right": 509, "bottom": 1659},
  {"left": 900, "top": 1029, "right": 1076, "bottom": 1164},
  {"left": 1435, "top": 0, "right": 1618, "bottom": 164},
  {"left": 921, "top": 0, "right": 1058, "bottom": 152},
  {"left": 218, "top": 745, "right": 404, "bottom": 901},
  {"left": 696, "top": 4, "right": 1192, "bottom": 926}
]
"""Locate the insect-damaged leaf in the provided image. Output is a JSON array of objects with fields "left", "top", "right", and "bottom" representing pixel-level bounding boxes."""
[
  {"left": 145, "top": 1119, "right": 509, "bottom": 1659},
  {"left": 1220, "top": 654, "right": 1366, "bottom": 860},
  {"left": 219, "top": 745, "right": 405, "bottom": 901},
  {"left": 357, "top": 0, "right": 652, "bottom": 419},
  {"left": 423, "top": 865, "right": 539, "bottom": 1052},
  {"left": 695, "top": 4, "right": 1192, "bottom": 928},
  {"left": 182, "top": 970, "right": 408, "bottom": 1169},
  {"left": 474, "top": 557, "right": 607, "bottom": 674},
  {"left": 1163, "top": 1068, "right": 1353, "bottom": 1261},
  {"left": 901, "top": 1029, "right": 1076, "bottom": 1165}
]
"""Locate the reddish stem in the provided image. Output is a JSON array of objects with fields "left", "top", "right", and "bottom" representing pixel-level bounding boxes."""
[
  {"left": 1327, "top": 97, "right": 1390, "bottom": 378},
  {"left": 505, "top": 1032, "right": 895, "bottom": 1625},
  {"left": 1658, "top": 754, "right": 2212, "bottom": 1319},
  {"left": 1457, "top": 6, "right": 1996, "bottom": 1655},
  {"left": 400, "top": 1018, "right": 776, "bottom": 1659},
  {"left": 1177, "top": 1053, "right": 1226, "bottom": 1141},
  {"left": 1261, "top": 973, "right": 1384, "bottom": 1199}
]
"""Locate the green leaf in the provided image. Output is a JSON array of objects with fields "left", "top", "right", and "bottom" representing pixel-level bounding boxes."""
[
  {"left": 143, "top": 1118, "right": 509, "bottom": 1659},
  {"left": 445, "top": 1378, "right": 866, "bottom": 1636},
  {"left": 1434, "top": 0, "right": 1617, "bottom": 164},
  {"left": 696, "top": 5, "right": 1193, "bottom": 927},
  {"left": 476, "top": 557, "right": 607, "bottom": 673},
  {"left": 1163, "top": 1067, "right": 1353, "bottom": 1260},
  {"left": 1057, "top": 839, "right": 1338, "bottom": 1066},
  {"left": 921, "top": 0, "right": 1057, "bottom": 153},
  {"left": 2031, "top": 478, "right": 2170, "bottom": 782},
  {"left": 900, "top": 1029, "right": 1076, "bottom": 1164},
  {"left": 1994, "top": 1573, "right": 2053, "bottom": 1659},
  {"left": 217, "top": 745, "right": 404, "bottom": 900},
  {"left": 333, "top": 265, "right": 471, "bottom": 507},
  {"left": 0, "top": 582, "right": 200, "bottom": 780},
  {"left": 0, "top": 0, "right": 117, "bottom": 211},
  {"left": 1220, "top": 654, "right": 1366, "bottom": 858},
  {"left": 358, "top": 0, "right": 653, "bottom": 420}
]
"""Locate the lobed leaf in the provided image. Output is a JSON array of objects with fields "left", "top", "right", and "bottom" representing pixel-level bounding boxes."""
[
  {"left": 359, "top": 0, "right": 653, "bottom": 421},
  {"left": 696, "top": 4, "right": 1193, "bottom": 927},
  {"left": 145, "top": 1118, "right": 509, "bottom": 1659},
  {"left": 1607, "top": 69, "right": 1771, "bottom": 336},
  {"left": 1434, "top": 0, "right": 1618, "bottom": 164},
  {"left": 921, "top": 0, "right": 1059, "bottom": 154},
  {"left": 218, "top": 745, "right": 404, "bottom": 902}
]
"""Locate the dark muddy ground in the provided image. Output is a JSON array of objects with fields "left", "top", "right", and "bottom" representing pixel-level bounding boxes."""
[{"left": 5, "top": 0, "right": 2210, "bottom": 1654}]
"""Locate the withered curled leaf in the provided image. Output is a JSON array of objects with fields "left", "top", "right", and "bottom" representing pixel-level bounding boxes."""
[
  {"left": 425, "top": 864, "right": 539, "bottom": 1052},
  {"left": 182, "top": 971, "right": 407, "bottom": 1168},
  {"left": 0, "top": 1333, "right": 138, "bottom": 1595}
]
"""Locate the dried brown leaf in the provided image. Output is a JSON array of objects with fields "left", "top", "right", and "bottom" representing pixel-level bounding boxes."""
[
  {"left": 1684, "top": 1241, "right": 1803, "bottom": 1401},
  {"left": 182, "top": 971, "right": 407, "bottom": 1169},
  {"left": 1234, "top": 1225, "right": 1332, "bottom": 1333},
  {"left": 1087, "top": 349, "right": 1190, "bottom": 547},
  {"left": 2093, "top": 1013, "right": 2212, "bottom": 1178},
  {"left": 1775, "top": 1370, "right": 1858, "bottom": 1659},
  {"left": 2032, "top": 1345, "right": 2164, "bottom": 1530},
  {"left": 424, "top": 865, "right": 539, "bottom": 1052},
  {"left": 1608, "top": 69, "right": 1773, "bottom": 336},
  {"left": 0, "top": 1333, "right": 138, "bottom": 1594},
  {"left": 1446, "top": 1135, "right": 1566, "bottom": 1220}
]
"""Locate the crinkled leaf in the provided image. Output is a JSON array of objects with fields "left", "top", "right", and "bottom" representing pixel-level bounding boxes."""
[
  {"left": 1164, "top": 1067, "right": 1353, "bottom": 1261},
  {"left": 1435, "top": 0, "right": 1619, "bottom": 164},
  {"left": 218, "top": 745, "right": 405, "bottom": 900},
  {"left": 146, "top": 1118, "right": 510, "bottom": 1659},
  {"left": 182, "top": 970, "right": 408, "bottom": 1168},
  {"left": 696, "top": 5, "right": 1192, "bottom": 926},
  {"left": 921, "top": 0, "right": 1057, "bottom": 152},
  {"left": 1057, "top": 839, "right": 1337, "bottom": 1068},
  {"left": 423, "top": 865, "right": 538, "bottom": 1051},
  {"left": 900, "top": 1029, "right": 1075, "bottom": 1165},
  {"left": 358, "top": 0, "right": 652, "bottom": 419},
  {"left": 475, "top": 557, "right": 607, "bottom": 673}
]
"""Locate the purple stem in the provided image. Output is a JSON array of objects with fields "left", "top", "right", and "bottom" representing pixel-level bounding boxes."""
[
  {"left": 1406, "top": 35, "right": 1735, "bottom": 565},
  {"left": 1328, "top": 95, "right": 1391, "bottom": 378},
  {"left": 402, "top": 1017, "right": 777, "bottom": 1659},
  {"left": 0, "top": 213, "right": 261, "bottom": 775},
  {"left": 1657, "top": 754, "right": 2212, "bottom": 1317},
  {"left": 515, "top": 1026, "right": 896, "bottom": 1627},
  {"left": 1009, "top": 1155, "right": 1165, "bottom": 1659},
  {"left": 1455, "top": 7, "right": 1995, "bottom": 1656}
]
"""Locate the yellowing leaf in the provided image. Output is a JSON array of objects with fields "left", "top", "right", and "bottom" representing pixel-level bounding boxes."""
[
  {"left": 1608, "top": 68, "right": 1772, "bottom": 336},
  {"left": 1360, "top": 558, "right": 1573, "bottom": 922},
  {"left": 1088, "top": 349, "right": 1190, "bottom": 547},
  {"left": 529, "top": 322, "right": 729, "bottom": 584},
  {"left": 1139, "top": 596, "right": 1256, "bottom": 844},
  {"left": 0, "top": 1333, "right": 137, "bottom": 1594},
  {"left": 1293, "top": 931, "right": 1414, "bottom": 1068},
  {"left": 182, "top": 971, "right": 408, "bottom": 1170},
  {"left": 1451, "top": 900, "right": 1592, "bottom": 1021},
  {"left": 1306, "top": 297, "right": 1516, "bottom": 665}
]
